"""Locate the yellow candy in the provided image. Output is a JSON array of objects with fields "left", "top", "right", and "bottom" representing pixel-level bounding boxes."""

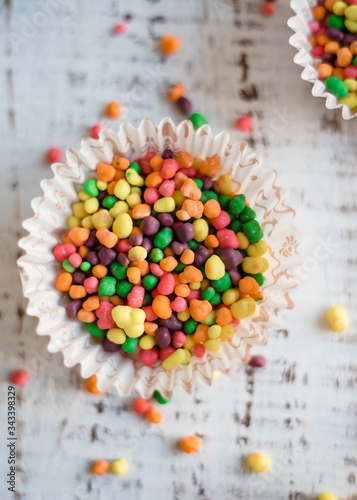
[
  {"left": 130, "top": 186, "right": 142, "bottom": 195},
  {"left": 247, "top": 452, "right": 272, "bottom": 473},
  {"left": 125, "top": 168, "right": 144, "bottom": 186},
  {"left": 173, "top": 190, "right": 186, "bottom": 206},
  {"left": 205, "top": 255, "right": 225, "bottom": 280},
  {"left": 154, "top": 197, "right": 175, "bottom": 213},
  {"left": 114, "top": 179, "right": 131, "bottom": 200},
  {"left": 326, "top": 305, "right": 348, "bottom": 332},
  {"left": 220, "top": 324, "right": 234, "bottom": 339},
  {"left": 77, "top": 189, "right": 91, "bottom": 201},
  {"left": 112, "top": 212, "right": 133, "bottom": 238},
  {"left": 192, "top": 219, "right": 209, "bottom": 242},
  {"left": 222, "top": 288, "right": 240, "bottom": 305},
  {"left": 96, "top": 180, "right": 107, "bottom": 191},
  {"left": 126, "top": 192, "right": 142, "bottom": 208},
  {"left": 112, "top": 305, "right": 145, "bottom": 338},
  {"left": 214, "top": 173, "right": 232, "bottom": 195},
  {"left": 207, "top": 324, "right": 221, "bottom": 339},
  {"left": 139, "top": 334, "right": 156, "bottom": 350},
  {"left": 242, "top": 257, "right": 269, "bottom": 274},
  {"left": 128, "top": 246, "right": 147, "bottom": 262},
  {"left": 177, "top": 309, "right": 190, "bottom": 322},
  {"left": 162, "top": 348, "right": 186, "bottom": 370},
  {"left": 84, "top": 197, "right": 99, "bottom": 214},
  {"left": 317, "top": 493, "right": 338, "bottom": 500},
  {"left": 189, "top": 282, "right": 201, "bottom": 290},
  {"left": 344, "top": 79, "right": 357, "bottom": 91},
  {"left": 183, "top": 335, "right": 196, "bottom": 350},
  {"left": 107, "top": 328, "right": 126, "bottom": 344},
  {"left": 182, "top": 348, "right": 191, "bottom": 363},
  {"left": 345, "top": 5, "right": 357, "bottom": 20},
  {"left": 345, "top": 18, "right": 357, "bottom": 32},
  {"left": 237, "top": 232, "right": 249, "bottom": 249},
  {"left": 109, "top": 201, "right": 129, "bottom": 218},
  {"left": 110, "top": 458, "right": 129, "bottom": 476},
  {"left": 204, "top": 339, "right": 221, "bottom": 351},
  {"left": 201, "top": 310, "right": 216, "bottom": 325},
  {"left": 230, "top": 298, "right": 256, "bottom": 319},
  {"left": 213, "top": 370, "right": 221, "bottom": 379},
  {"left": 333, "top": 1, "right": 347, "bottom": 16},
  {"left": 82, "top": 215, "right": 94, "bottom": 229},
  {"left": 92, "top": 209, "right": 113, "bottom": 229},
  {"left": 338, "top": 92, "right": 357, "bottom": 108},
  {"left": 247, "top": 240, "right": 267, "bottom": 257},
  {"left": 67, "top": 216, "right": 81, "bottom": 228},
  {"left": 72, "top": 201, "right": 87, "bottom": 218}
]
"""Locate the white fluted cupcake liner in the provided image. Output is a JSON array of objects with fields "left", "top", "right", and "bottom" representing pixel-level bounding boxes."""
[{"left": 18, "top": 118, "right": 301, "bottom": 398}]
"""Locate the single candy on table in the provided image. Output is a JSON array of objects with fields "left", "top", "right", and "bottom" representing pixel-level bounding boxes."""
[
  {"left": 91, "top": 460, "right": 110, "bottom": 475},
  {"left": 110, "top": 458, "right": 129, "bottom": 476},
  {"left": 247, "top": 452, "right": 272, "bottom": 473},
  {"left": 326, "top": 305, "right": 348, "bottom": 332},
  {"left": 180, "top": 435, "right": 202, "bottom": 454},
  {"left": 10, "top": 369, "right": 29, "bottom": 385}
]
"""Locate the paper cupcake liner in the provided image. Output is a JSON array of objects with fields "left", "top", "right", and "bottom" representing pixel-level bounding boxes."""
[
  {"left": 288, "top": 0, "right": 357, "bottom": 120},
  {"left": 18, "top": 118, "right": 301, "bottom": 398}
]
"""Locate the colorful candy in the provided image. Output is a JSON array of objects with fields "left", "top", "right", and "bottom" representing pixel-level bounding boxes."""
[
  {"left": 326, "top": 305, "right": 348, "bottom": 332},
  {"left": 54, "top": 150, "right": 268, "bottom": 369},
  {"left": 91, "top": 460, "right": 110, "bottom": 475},
  {"left": 110, "top": 458, "right": 129, "bottom": 476},
  {"left": 247, "top": 452, "right": 272, "bottom": 473},
  {"left": 180, "top": 435, "right": 202, "bottom": 454},
  {"left": 9, "top": 369, "right": 29, "bottom": 385},
  {"left": 46, "top": 147, "right": 62, "bottom": 164},
  {"left": 160, "top": 35, "right": 181, "bottom": 55}
]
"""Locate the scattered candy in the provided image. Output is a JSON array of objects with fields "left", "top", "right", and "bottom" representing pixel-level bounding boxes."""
[
  {"left": 91, "top": 460, "right": 110, "bottom": 475},
  {"left": 249, "top": 354, "right": 266, "bottom": 367},
  {"left": 134, "top": 397, "right": 150, "bottom": 414},
  {"left": 110, "top": 458, "right": 129, "bottom": 476},
  {"left": 153, "top": 390, "right": 173, "bottom": 404},
  {"left": 327, "top": 305, "right": 348, "bottom": 332},
  {"left": 90, "top": 124, "right": 103, "bottom": 140},
  {"left": 9, "top": 369, "right": 29, "bottom": 385},
  {"left": 114, "top": 22, "right": 128, "bottom": 34},
  {"left": 260, "top": 2, "right": 276, "bottom": 16},
  {"left": 86, "top": 374, "right": 103, "bottom": 394},
  {"left": 105, "top": 101, "right": 121, "bottom": 119},
  {"left": 54, "top": 150, "right": 267, "bottom": 369},
  {"left": 145, "top": 406, "right": 163, "bottom": 423},
  {"left": 180, "top": 435, "right": 202, "bottom": 454},
  {"left": 46, "top": 147, "right": 62, "bottom": 164},
  {"left": 247, "top": 452, "right": 272, "bottom": 473},
  {"left": 160, "top": 34, "right": 181, "bottom": 55},
  {"left": 235, "top": 116, "right": 252, "bottom": 132},
  {"left": 317, "top": 493, "right": 338, "bottom": 500}
]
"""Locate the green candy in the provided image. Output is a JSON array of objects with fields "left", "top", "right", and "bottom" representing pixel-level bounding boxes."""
[
  {"left": 200, "top": 190, "right": 218, "bottom": 203},
  {"left": 201, "top": 310, "right": 216, "bottom": 326},
  {"left": 149, "top": 248, "right": 164, "bottom": 262},
  {"left": 354, "top": 55, "right": 357, "bottom": 66},
  {"left": 189, "top": 112, "right": 208, "bottom": 129},
  {"left": 183, "top": 318, "right": 198, "bottom": 335},
  {"left": 130, "top": 162, "right": 140, "bottom": 173},
  {"left": 154, "top": 228, "right": 173, "bottom": 249},
  {"left": 227, "top": 210, "right": 236, "bottom": 223},
  {"left": 62, "top": 258, "right": 75, "bottom": 273},
  {"left": 210, "top": 292, "right": 222, "bottom": 306},
  {"left": 229, "top": 194, "right": 246, "bottom": 215},
  {"left": 187, "top": 239, "right": 199, "bottom": 251},
  {"left": 83, "top": 178, "right": 99, "bottom": 197},
  {"left": 201, "top": 286, "right": 215, "bottom": 301},
  {"left": 239, "top": 206, "right": 256, "bottom": 223},
  {"left": 98, "top": 276, "right": 117, "bottom": 296},
  {"left": 245, "top": 273, "right": 264, "bottom": 286},
  {"left": 218, "top": 195, "right": 231, "bottom": 209},
  {"left": 110, "top": 261, "right": 128, "bottom": 280},
  {"left": 122, "top": 336, "right": 138, "bottom": 354},
  {"left": 174, "top": 262, "right": 186, "bottom": 273},
  {"left": 102, "top": 195, "right": 118, "bottom": 209},
  {"left": 116, "top": 281, "right": 133, "bottom": 298},
  {"left": 143, "top": 292, "right": 153, "bottom": 306},
  {"left": 229, "top": 220, "right": 242, "bottom": 233},
  {"left": 193, "top": 178, "right": 203, "bottom": 189},
  {"left": 87, "top": 322, "right": 106, "bottom": 338},
  {"left": 211, "top": 272, "right": 231, "bottom": 292},
  {"left": 153, "top": 390, "right": 173, "bottom": 404},
  {"left": 80, "top": 261, "right": 91, "bottom": 271},
  {"left": 142, "top": 274, "right": 159, "bottom": 290},
  {"left": 325, "top": 76, "right": 349, "bottom": 98},
  {"left": 243, "top": 220, "right": 263, "bottom": 244},
  {"left": 327, "top": 14, "right": 345, "bottom": 31}
]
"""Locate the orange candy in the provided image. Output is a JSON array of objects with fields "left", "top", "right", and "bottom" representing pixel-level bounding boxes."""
[
  {"left": 318, "top": 63, "right": 333, "bottom": 79},
  {"left": 145, "top": 406, "right": 163, "bottom": 423},
  {"left": 173, "top": 171, "right": 188, "bottom": 189},
  {"left": 324, "top": 41, "right": 339, "bottom": 54},
  {"left": 78, "top": 309, "right": 96, "bottom": 323},
  {"left": 56, "top": 272, "right": 72, "bottom": 291},
  {"left": 160, "top": 256, "right": 178, "bottom": 272},
  {"left": 350, "top": 41, "right": 357, "bottom": 55},
  {"left": 216, "top": 307, "right": 233, "bottom": 326},
  {"left": 193, "top": 324, "right": 209, "bottom": 343},
  {"left": 189, "top": 299, "right": 212, "bottom": 322},
  {"left": 105, "top": 101, "right": 121, "bottom": 119},
  {"left": 68, "top": 227, "right": 90, "bottom": 246},
  {"left": 337, "top": 47, "right": 352, "bottom": 68},
  {"left": 152, "top": 295, "right": 172, "bottom": 319},
  {"left": 180, "top": 435, "right": 201, "bottom": 454},
  {"left": 174, "top": 284, "right": 190, "bottom": 297},
  {"left": 198, "top": 157, "right": 221, "bottom": 178},
  {"left": 175, "top": 151, "right": 194, "bottom": 169},
  {"left": 78, "top": 245, "right": 89, "bottom": 259},
  {"left": 180, "top": 179, "right": 201, "bottom": 200},
  {"left": 132, "top": 204, "right": 151, "bottom": 219},
  {"left": 110, "top": 295, "right": 124, "bottom": 306},
  {"left": 69, "top": 285, "right": 87, "bottom": 299},
  {"left": 204, "top": 234, "right": 219, "bottom": 248},
  {"left": 239, "top": 276, "right": 260, "bottom": 295},
  {"left": 127, "top": 267, "right": 141, "bottom": 285},
  {"left": 168, "top": 84, "right": 186, "bottom": 103},
  {"left": 96, "top": 163, "right": 116, "bottom": 182},
  {"left": 179, "top": 266, "right": 203, "bottom": 284},
  {"left": 112, "top": 156, "right": 130, "bottom": 170},
  {"left": 86, "top": 374, "right": 103, "bottom": 394},
  {"left": 92, "top": 264, "right": 108, "bottom": 279},
  {"left": 145, "top": 171, "right": 163, "bottom": 188},
  {"left": 144, "top": 322, "right": 158, "bottom": 335},
  {"left": 149, "top": 155, "right": 164, "bottom": 171},
  {"left": 91, "top": 460, "right": 110, "bottom": 475},
  {"left": 313, "top": 5, "right": 326, "bottom": 20},
  {"left": 181, "top": 199, "right": 203, "bottom": 219},
  {"left": 96, "top": 228, "right": 118, "bottom": 248},
  {"left": 203, "top": 199, "right": 221, "bottom": 218},
  {"left": 83, "top": 295, "right": 100, "bottom": 312},
  {"left": 160, "top": 35, "right": 181, "bottom": 55},
  {"left": 134, "top": 260, "right": 149, "bottom": 276},
  {"left": 180, "top": 249, "right": 195, "bottom": 265}
]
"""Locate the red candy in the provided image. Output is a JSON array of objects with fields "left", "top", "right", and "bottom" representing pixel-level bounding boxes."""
[
  {"left": 217, "top": 229, "right": 239, "bottom": 249},
  {"left": 260, "top": 2, "right": 276, "bottom": 16},
  {"left": 157, "top": 274, "right": 175, "bottom": 295},
  {"left": 90, "top": 124, "right": 102, "bottom": 139},
  {"left": 139, "top": 348, "right": 159, "bottom": 366},
  {"left": 193, "top": 343, "right": 206, "bottom": 358},
  {"left": 114, "top": 22, "right": 128, "bottom": 34},
  {"left": 10, "top": 369, "right": 29, "bottom": 385},
  {"left": 209, "top": 211, "right": 230, "bottom": 230},
  {"left": 53, "top": 243, "right": 76, "bottom": 262},
  {"left": 96, "top": 301, "right": 115, "bottom": 329},
  {"left": 159, "top": 346, "right": 176, "bottom": 361},
  {"left": 172, "top": 331, "right": 187, "bottom": 348},
  {"left": 127, "top": 286, "right": 145, "bottom": 308},
  {"left": 46, "top": 147, "right": 62, "bottom": 164},
  {"left": 235, "top": 116, "right": 252, "bottom": 132},
  {"left": 134, "top": 397, "right": 150, "bottom": 414}
]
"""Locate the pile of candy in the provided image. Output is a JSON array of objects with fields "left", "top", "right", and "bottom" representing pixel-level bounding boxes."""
[
  {"left": 311, "top": 0, "right": 357, "bottom": 108},
  {"left": 54, "top": 150, "right": 268, "bottom": 370}
]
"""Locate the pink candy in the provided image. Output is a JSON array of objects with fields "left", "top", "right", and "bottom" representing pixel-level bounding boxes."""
[
  {"left": 311, "top": 45, "right": 324, "bottom": 58},
  {"left": 69, "top": 252, "right": 82, "bottom": 268},
  {"left": 144, "top": 187, "right": 160, "bottom": 204},
  {"left": 171, "top": 297, "right": 187, "bottom": 313},
  {"left": 142, "top": 306, "right": 158, "bottom": 321},
  {"left": 172, "top": 330, "right": 187, "bottom": 348},
  {"left": 161, "top": 159, "right": 179, "bottom": 179},
  {"left": 209, "top": 211, "right": 231, "bottom": 230},
  {"left": 159, "top": 180, "right": 175, "bottom": 197},
  {"left": 308, "top": 20, "right": 320, "bottom": 33},
  {"left": 117, "top": 239, "right": 132, "bottom": 252},
  {"left": 180, "top": 167, "right": 196, "bottom": 177},
  {"left": 139, "top": 347, "right": 159, "bottom": 366},
  {"left": 217, "top": 229, "right": 239, "bottom": 249},
  {"left": 157, "top": 274, "right": 175, "bottom": 295},
  {"left": 53, "top": 243, "right": 76, "bottom": 262},
  {"left": 150, "top": 263, "right": 165, "bottom": 277},
  {"left": 84, "top": 276, "right": 99, "bottom": 294},
  {"left": 127, "top": 285, "right": 145, "bottom": 308},
  {"left": 344, "top": 66, "right": 357, "bottom": 79},
  {"left": 186, "top": 290, "right": 200, "bottom": 302},
  {"left": 96, "top": 301, "right": 115, "bottom": 329}
]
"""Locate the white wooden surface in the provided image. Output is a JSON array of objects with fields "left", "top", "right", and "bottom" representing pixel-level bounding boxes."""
[{"left": 1, "top": 0, "right": 357, "bottom": 499}]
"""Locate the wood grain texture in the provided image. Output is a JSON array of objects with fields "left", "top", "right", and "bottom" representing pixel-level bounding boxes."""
[{"left": 0, "top": 0, "right": 356, "bottom": 499}]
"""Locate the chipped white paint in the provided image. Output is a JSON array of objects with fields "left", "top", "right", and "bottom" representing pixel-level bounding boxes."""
[{"left": 0, "top": 0, "right": 356, "bottom": 499}]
